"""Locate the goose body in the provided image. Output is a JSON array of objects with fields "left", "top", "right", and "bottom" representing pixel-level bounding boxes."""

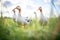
[
  {"left": 39, "top": 14, "right": 48, "bottom": 25},
  {"left": 13, "top": 14, "right": 30, "bottom": 25}
]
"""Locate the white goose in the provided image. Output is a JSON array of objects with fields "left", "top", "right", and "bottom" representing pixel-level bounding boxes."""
[
  {"left": 12, "top": 6, "right": 31, "bottom": 27},
  {"left": 38, "top": 7, "right": 48, "bottom": 26}
]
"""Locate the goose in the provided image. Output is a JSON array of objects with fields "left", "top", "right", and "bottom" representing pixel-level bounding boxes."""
[
  {"left": 38, "top": 7, "right": 48, "bottom": 26},
  {"left": 12, "top": 6, "right": 31, "bottom": 27}
]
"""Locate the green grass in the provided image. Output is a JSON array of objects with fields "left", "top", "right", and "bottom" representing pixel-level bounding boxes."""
[{"left": 0, "top": 17, "right": 60, "bottom": 40}]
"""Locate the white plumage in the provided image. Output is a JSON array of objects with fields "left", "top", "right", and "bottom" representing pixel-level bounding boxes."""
[
  {"left": 13, "top": 14, "right": 30, "bottom": 25},
  {"left": 39, "top": 13, "right": 48, "bottom": 26}
]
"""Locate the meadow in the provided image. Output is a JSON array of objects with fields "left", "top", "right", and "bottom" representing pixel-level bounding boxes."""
[{"left": 0, "top": 16, "right": 60, "bottom": 40}]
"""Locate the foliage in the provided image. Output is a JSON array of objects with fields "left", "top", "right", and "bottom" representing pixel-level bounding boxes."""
[{"left": 0, "top": 16, "right": 60, "bottom": 40}]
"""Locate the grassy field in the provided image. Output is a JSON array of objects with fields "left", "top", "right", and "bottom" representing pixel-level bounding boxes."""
[{"left": 0, "top": 17, "right": 60, "bottom": 40}]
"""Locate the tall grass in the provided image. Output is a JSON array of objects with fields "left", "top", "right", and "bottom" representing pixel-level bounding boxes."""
[{"left": 0, "top": 16, "right": 60, "bottom": 40}]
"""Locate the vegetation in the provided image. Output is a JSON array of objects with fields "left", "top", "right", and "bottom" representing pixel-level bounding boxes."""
[{"left": 0, "top": 16, "right": 60, "bottom": 40}]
